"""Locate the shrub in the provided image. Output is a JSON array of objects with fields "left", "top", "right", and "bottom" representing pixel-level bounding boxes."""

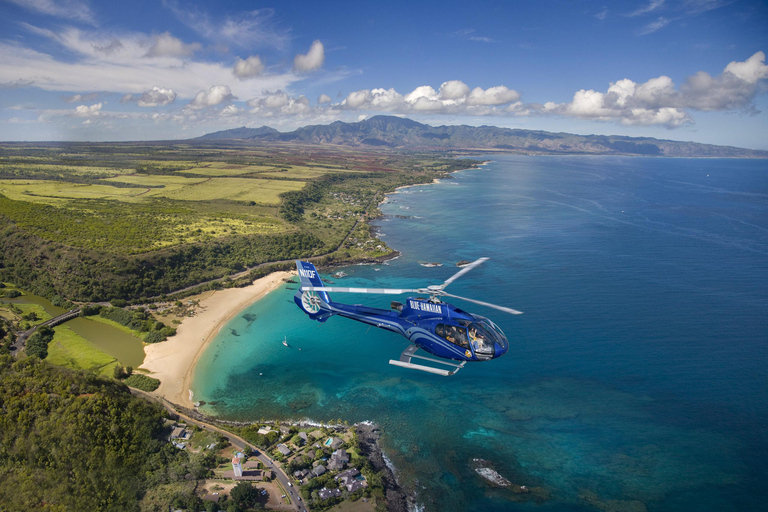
[{"left": 123, "top": 374, "right": 160, "bottom": 392}]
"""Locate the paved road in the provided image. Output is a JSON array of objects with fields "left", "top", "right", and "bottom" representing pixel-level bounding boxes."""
[
  {"left": 129, "top": 388, "right": 306, "bottom": 512},
  {"left": 12, "top": 308, "right": 81, "bottom": 354}
]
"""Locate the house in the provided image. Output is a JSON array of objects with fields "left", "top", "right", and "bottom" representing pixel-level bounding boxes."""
[
  {"left": 232, "top": 456, "right": 243, "bottom": 477},
  {"left": 257, "top": 426, "right": 273, "bottom": 435},
  {"left": 293, "top": 469, "right": 309, "bottom": 479},
  {"left": 298, "top": 431, "right": 308, "bottom": 445},
  {"left": 309, "top": 429, "right": 324, "bottom": 440},
  {"left": 318, "top": 487, "right": 342, "bottom": 500},
  {"left": 327, "top": 449, "right": 349, "bottom": 471},
  {"left": 311, "top": 464, "right": 327, "bottom": 477},
  {"left": 279, "top": 425, "right": 291, "bottom": 435},
  {"left": 276, "top": 443, "right": 292, "bottom": 457},
  {"left": 330, "top": 437, "right": 343, "bottom": 450},
  {"left": 170, "top": 427, "right": 188, "bottom": 439},
  {"left": 336, "top": 468, "right": 360, "bottom": 487},
  {"left": 346, "top": 480, "right": 366, "bottom": 493}
]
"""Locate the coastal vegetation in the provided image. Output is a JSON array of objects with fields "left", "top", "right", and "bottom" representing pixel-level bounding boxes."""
[
  {"left": 0, "top": 355, "right": 218, "bottom": 511},
  {"left": 0, "top": 142, "right": 475, "bottom": 302}
]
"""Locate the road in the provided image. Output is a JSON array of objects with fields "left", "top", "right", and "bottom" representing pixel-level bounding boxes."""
[
  {"left": 12, "top": 308, "right": 81, "bottom": 354},
  {"left": 129, "top": 388, "right": 306, "bottom": 512}
]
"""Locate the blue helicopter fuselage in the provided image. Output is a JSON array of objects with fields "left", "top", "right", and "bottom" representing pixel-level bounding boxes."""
[{"left": 293, "top": 261, "right": 509, "bottom": 363}]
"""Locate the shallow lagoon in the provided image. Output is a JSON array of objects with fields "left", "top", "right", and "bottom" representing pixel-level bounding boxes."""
[{"left": 193, "top": 156, "right": 768, "bottom": 511}]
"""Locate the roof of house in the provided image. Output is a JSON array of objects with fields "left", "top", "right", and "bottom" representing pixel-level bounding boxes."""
[
  {"left": 318, "top": 487, "right": 342, "bottom": 500},
  {"left": 311, "top": 464, "right": 327, "bottom": 477},
  {"left": 276, "top": 443, "right": 292, "bottom": 456},
  {"left": 298, "top": 431, "right": 308, "bottom": 440},
  {"left": 347, "top": 480, "right": 365, "bottom": 493}
]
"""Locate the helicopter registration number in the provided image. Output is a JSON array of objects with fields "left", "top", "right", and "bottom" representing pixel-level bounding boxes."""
[
  {"left": 409, "top": 300, "right": 443, "bottom": 314},
  {"left": 299, "top": 269, "right": 316, "bottom": 279}
]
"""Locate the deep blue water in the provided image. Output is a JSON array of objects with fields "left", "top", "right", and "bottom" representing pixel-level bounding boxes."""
[{"left": 193, "top": 156, "right": 768, "bottom": 511}]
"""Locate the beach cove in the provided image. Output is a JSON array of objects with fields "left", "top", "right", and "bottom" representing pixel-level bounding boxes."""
[{"left": 140, "top": 271, "right": 293, "bottom": 409}]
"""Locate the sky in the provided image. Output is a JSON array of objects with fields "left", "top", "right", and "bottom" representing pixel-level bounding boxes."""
[{"left": 1, "top": 0, "right": 767, "bottom": 149}]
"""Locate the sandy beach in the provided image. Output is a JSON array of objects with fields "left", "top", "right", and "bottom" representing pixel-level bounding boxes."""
[{"left": 140, "top": 270, "right": 294, "bottom": 408}]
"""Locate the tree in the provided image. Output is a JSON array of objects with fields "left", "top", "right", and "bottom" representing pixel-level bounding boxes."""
[
  {"left": 113, "top": 364, "right": 125, "bottom": 379},
  {"left": 229, "top": 481, "right": 258, "bottom": 509},
  {"left": 26, "top": 325, "right": 54, "bottom": 359}
]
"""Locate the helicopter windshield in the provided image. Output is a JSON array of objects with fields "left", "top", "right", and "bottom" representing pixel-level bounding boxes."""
[{"left": 467, "top": 316, "right": 508, "bottom": 360}]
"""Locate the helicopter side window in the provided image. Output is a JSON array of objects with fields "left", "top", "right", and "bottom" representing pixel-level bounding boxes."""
[{"left": 436, "top": 324, "right": 469, "bottom": 348}]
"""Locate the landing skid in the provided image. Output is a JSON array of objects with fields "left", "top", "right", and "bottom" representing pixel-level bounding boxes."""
[{"left": 389, "top": 345, "right": 466, "bottom": 376}]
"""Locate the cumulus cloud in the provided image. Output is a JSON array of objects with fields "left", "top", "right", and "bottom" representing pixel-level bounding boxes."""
[
  {"left": 73, "top": 102, "right": 102, "bottom": 117},
  {"left": 145, "top": 32, "right": 201, "bottom": 58},
  {"left": 318, "top": 94, "right": 331, "bottom": 104},
  {"left": 134, "top": 86, "right": 177, "bottom": 107},
  {"left": 467, "top": 85, "right": 520, "bottom": 105},
  {"left": 340, "top": 81, "right": 521, "bottom": 114},
  {"left": 188, "top": 85, "right": 234, "bottom": 109},
  {"left": 247, "top": 91, "right": 311, "bottom": 115},
  {"left": 541, "top": 51, "right": 768, "bottom": 126},
  {"left": 233, "top": 55, "right": 265, "bottom": 79},
  {"left": 293, "top": 40, "right": 324, "bottom": 72}
]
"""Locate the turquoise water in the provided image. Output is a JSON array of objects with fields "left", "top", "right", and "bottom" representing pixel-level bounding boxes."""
[{"left": 193, "top": 156, "right": 768, "bottom": 511}]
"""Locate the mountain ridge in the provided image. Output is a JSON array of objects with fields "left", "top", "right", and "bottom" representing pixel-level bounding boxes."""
[{"left": 195, "top": 116, "right": 768, "bottom": 158}]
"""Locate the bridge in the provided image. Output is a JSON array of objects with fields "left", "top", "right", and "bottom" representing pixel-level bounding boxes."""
[{"left": 12, "top": 308, "right": 81, "bottom": 353}]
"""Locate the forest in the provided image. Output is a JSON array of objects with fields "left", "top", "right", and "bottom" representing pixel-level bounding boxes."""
[{"left": 0, "top": 354, "right": 220, "bottom": 511}]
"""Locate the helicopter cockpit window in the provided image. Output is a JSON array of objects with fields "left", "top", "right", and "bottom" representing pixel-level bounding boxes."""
[
  {"left": 436, "top": 324, "right": 469, "bottom": 348},
  {"left": 467, "top": 321, "right": 497, "bottom": 358}
]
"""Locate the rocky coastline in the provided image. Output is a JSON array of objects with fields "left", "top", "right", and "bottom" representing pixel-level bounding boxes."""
[{"left": 355, "top": 422, "right": 414, "bottom": 512}]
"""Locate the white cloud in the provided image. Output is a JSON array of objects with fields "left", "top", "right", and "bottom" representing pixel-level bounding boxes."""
[
  {"left": 73, "top": 102, "right": 102, "bottom": 117},
  {"left": 247, "top": 91, "right": 312, "bottom": 116},
  {"left": 439, "top": 80, "right": 470, "bottom": 100},
  {"left": 467, "top": 85, "right": 520, "bottom": 105},
  {"left": 136, "top": 86, "right": 177, "bottom": 107},
  {"left": 340, "top": 82, "right": 521, "bottom": 114},
  {"left": 0, "top": 34, "right": 296, "bottom": 100},
  {"left": 725, "top": 51, "right": 768, "bottom": 84},
  {"left": 188, "top": 85, "right": 234, "bottom": 109},
  {"left": 6, "top": 0, "right": 96, "bottom": 25},
  {"left": 164, "top": 1, "right": 289, "bottom": 50},
  {"left": 233, "top": 55, "right": 265, "bottom": 79},
  {"left": 146, "top": 32, "right": 201, "bottom": 58},
  {"left": 63, "top": 92, "right": 99, "bottom": 103},
  {"left": 539, "top": 52, "right": 768, "bottom": 126},
  {"left": 318, "top": 94, "right": 331, "bottom": 104},
  {"left": 293, "top": 40, "right": 325, "bottom": 72},
  {"left": 638, "top": 16, "right": 671, "bottom": 34},
  {"left": 628, "top": 0, "right": 666, "bottom": 17}
]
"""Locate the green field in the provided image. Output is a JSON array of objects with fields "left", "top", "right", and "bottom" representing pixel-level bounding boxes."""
[
  {"left": 0, "top": 142, "right": 480, "bottom": 301},
  {"left": 47, "top": 325, "right": 120, "bottom": 377}
]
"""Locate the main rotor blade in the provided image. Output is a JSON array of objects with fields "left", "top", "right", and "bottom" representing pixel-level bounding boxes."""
[
  {"left": 442, "top": 291, "right": 523, "bottom": 315},
  {"left": 441, "top": 257, "right": 489, "bottom": 289},
  {"left": 301, "top": 286, "right": 417, "bottom": 295}
]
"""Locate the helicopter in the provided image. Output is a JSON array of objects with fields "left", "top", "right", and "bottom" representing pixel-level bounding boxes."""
[{"left": 293, "top": 258, "right": 522, "bottom": 376}]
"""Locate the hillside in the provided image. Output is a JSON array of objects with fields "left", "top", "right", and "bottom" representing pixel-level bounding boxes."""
[{"left": 197, "top": 116, "right": 768, "bottom": 158}]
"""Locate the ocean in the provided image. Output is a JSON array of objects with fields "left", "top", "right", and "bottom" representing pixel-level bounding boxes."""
[{"left": 192, "top": 155, "right": 768, "bottom": 511}]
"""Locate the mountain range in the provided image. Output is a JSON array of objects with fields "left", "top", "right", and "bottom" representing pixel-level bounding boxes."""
[{"left": 196, "top": 116, "right": 767, "bottom": 158}]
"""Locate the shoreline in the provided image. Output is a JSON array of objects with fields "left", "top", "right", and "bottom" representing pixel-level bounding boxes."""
[{"left": 139, "top": 270, "right": 294, "bottom": 409}]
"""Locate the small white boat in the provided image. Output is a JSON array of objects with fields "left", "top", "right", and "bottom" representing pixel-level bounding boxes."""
[{"left": 282, "top": 336, "right": 289, "bottom": 347}]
